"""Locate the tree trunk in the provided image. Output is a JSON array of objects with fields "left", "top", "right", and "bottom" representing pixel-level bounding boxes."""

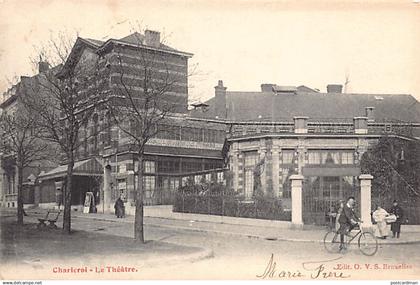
[
  {"left": 134, "top": 152, "right": 145, "bottom": 243},
  {"left": 17, "top": 164, "right": 24, "bottom": 225},
  {"left": 63, "top": 159, "right": 74, "bottom": 234}
]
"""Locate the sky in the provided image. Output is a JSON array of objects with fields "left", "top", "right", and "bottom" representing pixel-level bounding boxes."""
[{"left": 0, "top": 0, "right": 420, "bottom": 103}]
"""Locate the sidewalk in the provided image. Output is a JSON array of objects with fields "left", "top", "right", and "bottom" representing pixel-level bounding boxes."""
[
  {"left": 19, "top": 207, "right": 420, "bottom": 245},
  {"left": 0, "top": 211, "right": 213, "bottom": 279}
]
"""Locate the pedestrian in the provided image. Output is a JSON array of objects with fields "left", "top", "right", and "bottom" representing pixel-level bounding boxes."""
[
  {"left": 372, "top": 205, "right": 390, "bottom": 239},
  {"left": 389, "top": 200, "right": 404, "bottom": 238},
  {"left": 114, "top": 196, "right": 125, "bottom": 218}
]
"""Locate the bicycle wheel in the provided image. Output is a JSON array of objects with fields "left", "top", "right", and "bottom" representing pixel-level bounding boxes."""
[
  {"left": 358, "top": 232, "right": 378, "bottom": 256},
  {"left": 324, "top": 230, "right": 341, "bottom": 253}
]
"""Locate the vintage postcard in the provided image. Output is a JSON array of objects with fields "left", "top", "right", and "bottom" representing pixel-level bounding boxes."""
[{"left": 0, "top": 0, "right": 420, "bottom": 283}]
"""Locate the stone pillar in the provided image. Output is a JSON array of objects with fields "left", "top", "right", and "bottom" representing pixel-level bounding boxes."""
[
  {"left": 359, "top": 174, "right": 373, "bottom": 229},
  {"left": 297, "top": 146, "right": 306, "bottom": 175},
  {"left": 290, "top": 174, "right": 304, "bottom": 228},
  {"left": 237, "top": 152, "right": 244, "bottom": 195},
  {"left": 103, "top": 164, "right": 112, "bottom": 213},
  {"left": 258, "top": 145, "right": 267, "bottom": 193},
  {"left": 272, "top": 146, "right": 280, "bottom": 198},
  {"left": 231, "top": 149, "right": 239, "bottom": 192}
]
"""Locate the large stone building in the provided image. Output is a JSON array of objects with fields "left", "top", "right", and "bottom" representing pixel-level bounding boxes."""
[
  {"left": 0, "top": 31, "right": 225, "bottom": 214},
  {"left": 190, "top": 81, "right": 420, "bottom": 225}
]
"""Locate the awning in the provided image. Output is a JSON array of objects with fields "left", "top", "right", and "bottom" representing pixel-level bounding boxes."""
[{"left": 39, "top": 158, "right": 103, "bottom": 180}]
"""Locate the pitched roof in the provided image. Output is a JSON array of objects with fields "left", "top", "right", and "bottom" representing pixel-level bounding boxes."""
[
  {"left": 190, "top": 89, "right": 420, "bottom": 123},
  {"left": 117, "top": 32, "right": 181, "bottom": 53},
  {"left": 82, "top": 38, "right": 104, "bottom": 47},
  {"left": 39, "top": 158, "right": 103, "bottom": 180}
]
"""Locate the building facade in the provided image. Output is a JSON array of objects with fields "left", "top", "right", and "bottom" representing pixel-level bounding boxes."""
[
  {"left": 15, "top": 31, "right": 226, "bottom": 214},
  {"left": 190, "top": 81, "right": 420, "bottom": 225}
]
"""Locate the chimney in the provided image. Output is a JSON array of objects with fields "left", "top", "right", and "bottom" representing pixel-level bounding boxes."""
[
  {"left": 38, "top": 61, "right": 50, "bottom": 73},
  {"left": 293, "top": 116, "right": 308, "bottom": 134},
  {"left": 261, "top": 83, "right": 275, "bottom": 92},
  {"left": 365, "top": 107, "right": 375, "bottom": 122},
  {"left": 144, "top": 30, "right": 161, "bottom": 47},
  {"left": 353, "top": 117, "right": 368, "bottom": 134},
  {"left": 327, "top": 84, "right": 343, "bottom": 93},
  {"left": 215, "top": 80, "right": 227, "bottom": 119}
]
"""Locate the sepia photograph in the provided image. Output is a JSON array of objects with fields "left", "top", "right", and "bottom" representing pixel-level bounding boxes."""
[{"left": 0, "top": 0, "right": 419, "bottom": 282}]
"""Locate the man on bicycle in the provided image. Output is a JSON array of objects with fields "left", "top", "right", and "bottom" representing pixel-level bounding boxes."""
[{"left": 338, "top": 196, "right": 361, "bottom": 250}]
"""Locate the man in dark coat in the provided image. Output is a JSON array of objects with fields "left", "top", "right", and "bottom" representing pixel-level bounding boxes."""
[
  {"left": 389, "top": 200, "right": 404, "bottom": 238},
  {"left": 114, "top": 197, "right": 125, "bottom": 218},
  {"left": 338, "top": 196, "right": 360, "bottom": 250}
]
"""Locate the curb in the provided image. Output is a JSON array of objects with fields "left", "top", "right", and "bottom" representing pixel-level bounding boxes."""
[
  {"left": 9, "top": 209, "right": 420, "bottom": 245},
  {"left": 74, "top": 214, "right": 420, "bottom": 245}
]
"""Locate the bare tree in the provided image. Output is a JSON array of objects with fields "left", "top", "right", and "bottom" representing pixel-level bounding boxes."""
[
  {"left": 105, "top": 29, "right": 192, "bottom": 243},
  {"left": 0, "top": 94, "right": 51, "bottom": 225},
  {"left": 22, "top": 32, "right": 107, "bottom": 233}
]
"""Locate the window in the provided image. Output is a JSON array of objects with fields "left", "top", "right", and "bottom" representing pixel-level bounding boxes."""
[
  {"left": 92, "top": 113, "right": 98, "bottom": 151},
  {"left": 144, "top": 161, "right": 156, "bottom": 173},
  {"left": 244, "top": 151, "right": 259, "bottom": 167},
  {"left": 281, "top": 150, "right": 295, "bottom": 164},
  {"left": 181, "top": 177, "right": 188, "bottom": 186},
  {"left": 205, "top": 173, "right": 211, "bottom": 182},
  {"left": 323, "top": 151, "right": 340, "bottom": 164},
  {"left": 143, "top": 176, "right": 156, "bottom": 191},
  {"left": 244, "top": 169, "right": 254, "bottom": 198},
  {"left": 308, "top": 151, "right": 321, "bottom": 164},
  {"left": 118, "top": 163, "right": 126, "bottom": 173},
  {"left": 105, "top": 111, "right": 112, "bottom": 146},
  {"left": 117, "top": 179, "right": 127, "bottom": 202},
  {"left": 217, "top": 172, "right": 224, "bottom": 183},
  {"left": 159, "top": 160, "right": 180, "bottom": 173},
  {"left": 170, "top": 178, "right": 179, "bottom": 191},
  {"left": 194, "top": 175, "right": 202, "bottom": 184},
  {"left": 341, "top": 152, "right": 354, "bottom": 165}
]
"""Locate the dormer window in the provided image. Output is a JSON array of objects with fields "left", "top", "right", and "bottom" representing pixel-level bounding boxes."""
[{"left": 191, "top": 102, "right": 209, "bottom": 112}]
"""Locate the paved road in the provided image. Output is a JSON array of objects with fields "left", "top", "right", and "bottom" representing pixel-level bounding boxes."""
[
  {"left": 68, "top": 214, "right": 420, "bottom": 279},
  {"left": 2, "top": 210, "right": 419, "bottom": 279}
]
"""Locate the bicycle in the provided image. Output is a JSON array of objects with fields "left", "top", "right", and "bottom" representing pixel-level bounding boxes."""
[{"left": 323, "top": 222, "right": 378, "bottom": 256}]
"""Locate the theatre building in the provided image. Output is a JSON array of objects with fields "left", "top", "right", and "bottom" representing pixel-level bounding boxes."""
[
  {"left": 29, "top": 31, "right": 226, "bottom": 214},
  {"left": 190, "top": 81, "right": 420, "bottom": 225}
]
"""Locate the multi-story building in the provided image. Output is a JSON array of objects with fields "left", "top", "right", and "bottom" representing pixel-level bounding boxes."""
[
  {"left": 190, "top": 81, "right": 420, "bottom": 225},
  {"left": 23, "top": 31, "right": 226, "bottom": 214},
  {"left": 0, "top": 71, "right": 57, "bottom": 208}
]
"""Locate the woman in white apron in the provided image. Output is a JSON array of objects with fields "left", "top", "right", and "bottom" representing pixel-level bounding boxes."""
[{"left": 372, "top": 205, "right": 390, "bottom": 239}]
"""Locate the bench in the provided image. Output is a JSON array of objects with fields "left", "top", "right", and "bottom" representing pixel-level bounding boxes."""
[{"left": 37, "top": 210, "right": 61, "bottom": 229}]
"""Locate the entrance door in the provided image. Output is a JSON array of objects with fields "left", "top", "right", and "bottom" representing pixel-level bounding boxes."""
[{"left": 303, "top": 176, "right": 359, "bottom": 225}]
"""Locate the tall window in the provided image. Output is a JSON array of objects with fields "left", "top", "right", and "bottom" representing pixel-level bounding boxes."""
[
  {"left": 244, "top": 169, "right": 254, "bottom": 198},
  {"left": 244, "top": 151, "right": 259, "bottom": 198},
  {"left": 308, "top": 151, "right": 321, "bottom": 164},
  {"left": 143, "top": 161, "right": 156, "bottom": 173},
  {"left": 341, "top": 151, "right": 354, "bottom": 165},
  {"left": 92, "top": 113, "right": 98, "bottom": 151},
  {"left": 281, "top": 150, "right": 295, "bottom": 164},
  {"left": 244, "top": 151, "right": 259, "bottom": 167},
  {"left": 143, "top": 176, "right": 156, "bottom": 199},
  {"left": 105, "top": 111, "right": 112, "bottom": 146}
]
